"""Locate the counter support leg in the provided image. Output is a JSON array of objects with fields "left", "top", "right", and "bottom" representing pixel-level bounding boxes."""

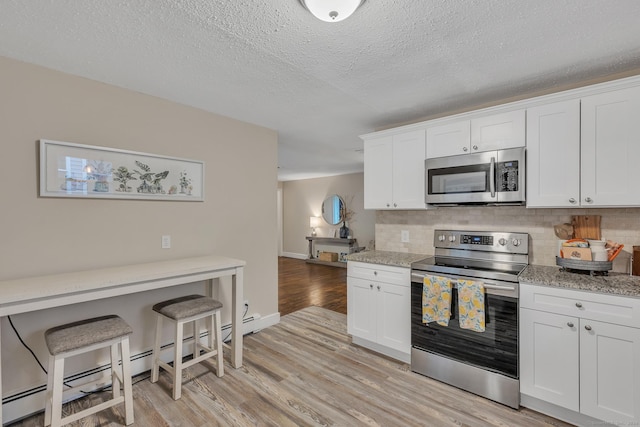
[{"left": 231, "top": 268, "right": 243, "bottom": 368}]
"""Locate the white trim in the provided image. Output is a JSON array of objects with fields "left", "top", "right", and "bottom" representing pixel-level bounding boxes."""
[
  {"left": 280, "top": 252, "right": 308, "bottom": 260},
  {"left": 360, "top": 74, "right": 640, "bottom": 139},
  {"left": 351, "top": 336, "right": 410, "bottom": 363},
  {"left": 277, "top": 187, "right": 283, "bottom": 257},
  {"left": 520, "top": 393, "right": 612, "bottom": 426},
  {"left": 251, "top": 312, "right": 280, "bottom": 333}
]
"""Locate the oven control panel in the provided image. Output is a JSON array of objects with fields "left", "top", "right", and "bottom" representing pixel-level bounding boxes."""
[
  {"left": 433, "top": 230, "right": 529, "bottom": 254},
  {"left": 460, "top": 234, "right": 493, "bottom": 245}
]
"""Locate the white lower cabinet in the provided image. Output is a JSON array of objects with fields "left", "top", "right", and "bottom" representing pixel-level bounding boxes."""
[
  {"left": 520, "top": 308, "right": 580, "bottom": 411},
  {"left": 520, "top": 283, "right": 640, "bottom": 424},
  {"left": 347, "top": 262, "right": 410, "bottom": 362}
]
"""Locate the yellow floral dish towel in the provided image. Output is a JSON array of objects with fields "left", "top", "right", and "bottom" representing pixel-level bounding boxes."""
[
  {"left": 422, "top": 275, "right": 452, "bottom": 326},
  {"left": 457, "top": 279, "right": 486, "bottom": 332}
]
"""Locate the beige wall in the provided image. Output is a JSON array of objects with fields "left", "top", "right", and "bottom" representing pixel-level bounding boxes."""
[
  {"left": 281, "top": 173, "right": 375, "bottom": 257},
  {"left": 376, "top": 207, "right": 640, "bottom": 272},
  {"left": 0, "top": 56, "right": 278, "bottom": 418}
]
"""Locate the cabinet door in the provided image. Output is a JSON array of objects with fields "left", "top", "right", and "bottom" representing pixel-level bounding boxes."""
[
  {"left": 392, "top": 130, "right": 426, "bottom": 209},
  {"left": 581, "top": 86, "right": 640, "bottom": 206},
  {"left": 347, "top": 277, "right": 377, "bottom": 342},
  {"left": 580, "top": 319, "right": 640, "bottom": 424},
  {"left": 471, "top": 110, "right": 525, "bottom": 152},
  {"left": 519, "top": 308, "right": 580, "bottom": 412},
  {"left": 363, "top": 136, "right": 393, "bottom": 209},
  {"left": 526, "top": 100, "right": 581, "bottom": 207},
  {"left": 376, "top": 282, "right": 411, "bottom": 353},
  {"left": 426, "top": 120, "right": 470, "bottom": 158}
]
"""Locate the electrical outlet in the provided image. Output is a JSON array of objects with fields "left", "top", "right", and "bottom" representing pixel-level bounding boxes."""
[
  {"left": 401, "top": 230, "right": 410, "bottom": 243},
  {"left": 161, "top": 235, "right": 171, "bottom": 249}
]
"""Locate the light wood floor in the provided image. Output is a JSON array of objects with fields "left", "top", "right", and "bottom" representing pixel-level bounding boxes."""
[{"left": 9, "top": 259, "right": 572, "bottom": 426}]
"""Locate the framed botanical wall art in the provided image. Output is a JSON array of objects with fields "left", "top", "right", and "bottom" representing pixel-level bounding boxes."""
[{"left": 39, "top": 140, "right": 204, "bottom": 201}]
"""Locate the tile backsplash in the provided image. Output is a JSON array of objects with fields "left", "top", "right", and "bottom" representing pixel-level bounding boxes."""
[{"left": 375, "top": 207, "right": 640, "bottom": 273}]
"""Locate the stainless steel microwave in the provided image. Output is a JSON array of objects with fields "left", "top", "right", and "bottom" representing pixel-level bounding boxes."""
[{"left": 425, "top": 147, "right": 525, "bottom": 205}]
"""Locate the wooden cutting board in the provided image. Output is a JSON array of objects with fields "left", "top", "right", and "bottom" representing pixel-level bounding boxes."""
[{"left": 571, "top": 215, "right": 601, "bottom": 240}]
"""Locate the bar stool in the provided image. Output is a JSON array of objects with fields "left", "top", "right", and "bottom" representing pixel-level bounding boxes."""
[
  {"left": 150, "top": 294, "right": 224, "bottom": 400},
  {"left": 44, "top": 315, "right": 134, "bottom": 427}
]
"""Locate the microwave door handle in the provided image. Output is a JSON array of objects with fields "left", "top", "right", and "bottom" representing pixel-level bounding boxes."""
[{"left": 489, "top": 156, "right": 496, "bottom": 198}]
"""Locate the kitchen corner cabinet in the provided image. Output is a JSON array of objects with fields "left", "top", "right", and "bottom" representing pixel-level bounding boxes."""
[
  {"left": 520, "top": 283, "right": 640, "bottom": 424},
  {"left": 426, "top": 110, "right": 525, "bottom": 158},
  {"left": 347, "top": 261, "right": 411, "bottom": 362},
  {"left": 363, "top": 130, "right": 426, "bottom": 210},
  {"left": 527, "top": 85, "right": 640, "bottom": 208}
]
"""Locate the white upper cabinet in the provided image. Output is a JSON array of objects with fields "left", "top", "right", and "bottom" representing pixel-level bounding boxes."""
[
  {"left": 471, "top": 109, "right": 526, "bottom": 152},
  {"left": 426, "top": 110, "right": 525, "bottom": 158},
  {"left": 528, "top": 85, "right": 640, "bottom": 208},
  {"left": 526, "top": 99, "right": 581, "bottom": 207},
  {"left": 426, "top": 120, "right": 470, "bottom": 158},
  {"left": 581, "top": 86, "right": 640, "bottom": 207},
  {"left": 361, "top": 75, "right": 640, "bottom": 209},
  {"left": 363, "top": 130, "right": 426, "bottom": 209},
  {"left": 363, "top": 135, "right": 393, "bottom": 209}
]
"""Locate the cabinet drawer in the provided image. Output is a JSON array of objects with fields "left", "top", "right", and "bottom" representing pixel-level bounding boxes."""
[
  {"left": 520, "top": 283, "right": 640, "bottom": 328},
  {"left": 347, "top": 261, "right": 409, "bottom": 286}
]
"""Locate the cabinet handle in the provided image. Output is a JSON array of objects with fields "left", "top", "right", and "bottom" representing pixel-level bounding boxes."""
[
  {"left": 472, "top": 145, "right": 478, "bottom": 150},
  {"left": 393, "top": 203, "right": 397, "bottom": 207},
  {"left": 369, "top": 284, "right": 373, "bottom": 289},
  {"left": 567, "top": 322, "right": 574, "bottom": 328},
  {"left": 569, "top": 198, "right": 576, "bottom": 204},
  {"left": 462, "top": 146, "right": 468, "bottom": 152},
  {"left": 584, "top": 325, "right": 592, "bottom": 331},
  {"left": 377, "top": 285, "right": 381, "bottom": 291},
  {"left": 575, "top": 302, "right": 583, "bottom": 308},
  {"left": 374, "top": 271, "right": 377, "bottom": 276},
  {"left": 386, "top": 203, "right": 390, "bottom": 207},
  {"left": 585, "top": 197, "right": 593, "bottom": 203}
]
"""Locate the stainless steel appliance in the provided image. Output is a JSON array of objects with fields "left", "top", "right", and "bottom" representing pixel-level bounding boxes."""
[
  {"left": 411, "top": 230, "right": 529, "bottom": 409},
  {"left": 425, "top": 147, "right": 525, "bottom": 205}
]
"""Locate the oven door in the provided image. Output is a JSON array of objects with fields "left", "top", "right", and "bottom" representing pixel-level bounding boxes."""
[{"left": 410, "top": 272, "right": 518, "bottom": 379}]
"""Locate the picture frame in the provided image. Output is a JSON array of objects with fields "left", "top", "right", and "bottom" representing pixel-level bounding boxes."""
[{"left": 39, "top": 139, "right": 204, "bottom": 201}]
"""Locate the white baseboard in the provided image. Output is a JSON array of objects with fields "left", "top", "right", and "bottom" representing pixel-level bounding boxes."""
[
  {"left": 281, "top": 252, "right": 307, "bottom": 260},
  {"left": 519, "top": 394, "right": 614, "bottom": 426},
  {"left": 3, "top": 311, "right": 281, "bottom": 425}
]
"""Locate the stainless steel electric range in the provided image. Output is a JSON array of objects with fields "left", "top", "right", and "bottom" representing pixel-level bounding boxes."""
[{"left": 410, "top": 229, "right": 529, "bottom": 409}]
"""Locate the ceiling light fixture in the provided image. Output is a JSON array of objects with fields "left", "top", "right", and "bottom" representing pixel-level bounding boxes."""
[{"left": 299, "top": 0, "right": 366, "bottom": 23}]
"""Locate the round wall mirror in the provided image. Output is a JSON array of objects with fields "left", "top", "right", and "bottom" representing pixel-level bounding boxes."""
[{"left": 321, "top": 194, "right": 345, "bottom": 225}]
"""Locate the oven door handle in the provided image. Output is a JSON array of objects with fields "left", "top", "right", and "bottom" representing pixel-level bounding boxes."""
[
  {"left": 489, "top": 156, "right": 496, "bottom": 198},
  {"left": 483, "top": 283, "right": 516, "bottom": 292},
  {"left": 411, "top": 273, "right": 516, "bottom": 292}
]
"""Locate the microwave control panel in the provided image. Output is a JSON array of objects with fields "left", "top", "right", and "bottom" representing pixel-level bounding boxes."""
[{"left": 498, "top": 160, "right": 519, "bottom": 192}]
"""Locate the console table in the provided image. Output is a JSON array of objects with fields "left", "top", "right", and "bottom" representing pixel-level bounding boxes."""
[
  {"left": 0, "top": 255, "right": 245, "bottom": 424},
  {"left": 306, "top": 236, "right": 358, "bottom": 267}
]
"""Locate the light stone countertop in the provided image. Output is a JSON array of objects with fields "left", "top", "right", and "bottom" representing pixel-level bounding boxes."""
[
  {"left": 346, "top": 250, "right": 429, "bottom": 268},
  {"left": 346, "top": 253, "right": 640, "bottom": 297},
  {"left": 520, "top": 264, "right": 640, "bottom": 298}
]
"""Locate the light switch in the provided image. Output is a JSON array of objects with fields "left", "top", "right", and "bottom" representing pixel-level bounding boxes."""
[
  {"left": 161, "top": 235, "right": 171, "bottom": 249},
  {"left": 401, "top": 230, "right": 410, "bottom": 243}
]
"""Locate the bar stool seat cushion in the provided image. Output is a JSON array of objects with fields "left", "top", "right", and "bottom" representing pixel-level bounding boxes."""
[
  {"left": 153, "top": 295, "right": 223, "bottom": 320},
  {"left": 45, "top": 315, "right": 133, "bottom": 355}
]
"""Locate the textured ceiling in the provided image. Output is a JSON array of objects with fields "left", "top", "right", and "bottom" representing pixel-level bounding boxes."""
[{"left": 1, "top": 1, "right": 640, "bottom": 180}]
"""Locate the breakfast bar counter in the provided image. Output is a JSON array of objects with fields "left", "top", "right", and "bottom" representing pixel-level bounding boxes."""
[{"left": 0, "top": 255, "right": 245, "bottom": 423}]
